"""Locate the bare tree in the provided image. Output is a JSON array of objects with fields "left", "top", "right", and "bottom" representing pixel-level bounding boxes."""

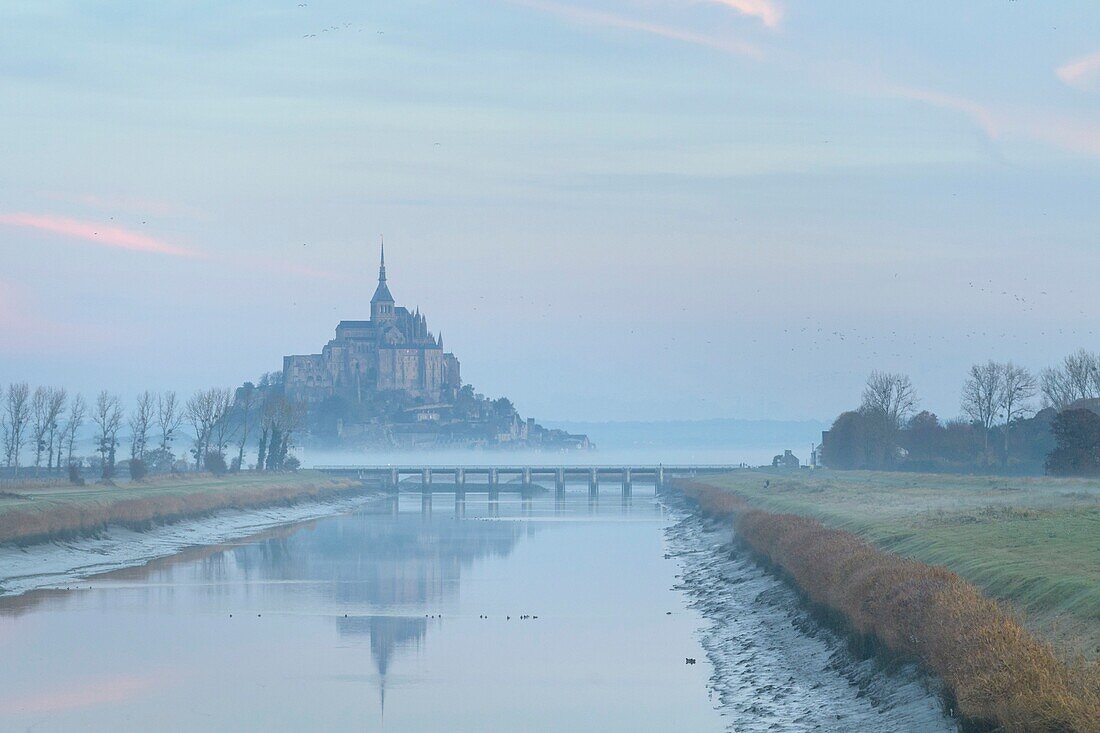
[
  {"left": 999, "top": 362, "right": 1038, "bottom": 465},
  {"left": 1041, "top": 367, "right": 1076, "bottom": 412},
  {"left": 233, "top": 384, "right": 259, "bottom": 471},
  {"left": 44, "top": 387, "right": 67, "bottom": 472},
  {"left": 961, "top": 361, "right": 1004, "bottom": 455},
  {"left": 91, "top": 391, "right": 123, "bottom": 479},
  {"left": 30, "top": 387, "right": 50, "bottom": 475},
  {"left": 860, "top": 371, "right": 917, "bottom": 429},
  {"left": 1041, "top": 349, "right": 1100, "bottom": 410},
  {"left": 3, "top": 382, "right": 31, "bottom": 474},
  {"left": 63, "top": 393, "right": 86, "bottom": 468},
  {"left": 186, "top": 389, "right": 228, "bottom": 469},
  {"left": 257, "top": 396, "right": 304, "bottom": 471},
  {"left": 207, "top": 388, "right": 235, "bottom": 457},
  {"left": 128, "top": 391, "right": 155, "bottom": 461},
  {"left": 156, "top": 391, "right": 184, "bottom": 456}
]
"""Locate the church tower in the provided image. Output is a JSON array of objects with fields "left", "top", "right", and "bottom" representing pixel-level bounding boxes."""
[{"left": 370, "top": 239, "right": 396, "bottom": 322}]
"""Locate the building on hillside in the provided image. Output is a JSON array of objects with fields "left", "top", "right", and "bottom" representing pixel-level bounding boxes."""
[{"left": 283, "top": 244, "right": 461, "bottom": 404}]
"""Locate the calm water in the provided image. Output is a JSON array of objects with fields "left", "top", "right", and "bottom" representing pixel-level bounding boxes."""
[{"left": 0, "top": 488, "right": 956, "bottom": 732}]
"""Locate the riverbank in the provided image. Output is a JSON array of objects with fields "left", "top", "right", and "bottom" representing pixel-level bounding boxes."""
[
  {"left": 0, "top": 471, "right": 362, "bottom": 546},
  {"left": 678, "top": 473, "right": 1100, "bottom": 733},
  {"left": 687, "top": 469, "right": 1100, "bottom": 655}
]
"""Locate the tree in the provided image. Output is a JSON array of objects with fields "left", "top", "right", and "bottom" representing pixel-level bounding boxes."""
[
  {"left": 491, "top": 397, "right": 515, "bottom": 417},
  {"left": 30, "top": 386, "right": 50, "bottom": 475},
  {"left": 204, "top": 450, "right": 228, "bottom": 475},
  {"left": 156, "top": 391, "right": 183, "bottom": 456},
  {"left": 1045, "top": 409, "right": 1100, "bottom": 476},
  {"left": 902, "top": 411, "right": 947, "bottom": 464},
  {"left": 186, "top": 389, "right": 226, "bottom": 470},
  {"left": 999, "top": 362, "right": 1038, "bottom": 466},
  {"left": 3, "top": 382, "right": 31, "bottom": 475},
  {"left": 961, "top": 361, "right": 1004, "bottom": 457},
  {"left": 91, "top": 391, "right": 123, "bottom": 479},
  {"left": 1040, "top": 349, "right": 1100, "bottom": 410},
  {"left": 207, "top": 388, "right": 235, "bottom": 458},
  {"left": 62, "top": 393, "right": 86, "bottom": 468},
  {"left": 258, "top": 396, "right": 303, "bottom": 471},
  {"left": 129, "top": 391, "right": 155, "bottom": 462},
  {"left": 860, "top": 371, "right": 917, "bottom": 429},
  {"left": 821, "top": 409, "right": 893, "bottom": 470},
  {"left": 233, "top": 383, "right": 259, "bottom": 471},
  {"left": 43, "top": 387, "right": 67, "bottom": 472}
]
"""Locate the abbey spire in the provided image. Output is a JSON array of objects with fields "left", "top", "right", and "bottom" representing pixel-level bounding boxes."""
[{"left": 371, "top": 237, "right": 395, "bottom": 321}]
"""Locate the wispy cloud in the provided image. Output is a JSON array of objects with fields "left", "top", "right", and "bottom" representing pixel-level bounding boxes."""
[
  {"left": 511, "top": 0, "right": 761, "bottom": 58},
  {"left": 706, "top": 0, "right": 782, "bottom": 28},
  {"left": 1056, "top": 49, "right": 1100, "bottom": 90},
  {"left": 887, "top": 84, "right": 1100, "bottom": 159},
  {"left": 0, "top": 212, "right": 199, "bottom": 258}
]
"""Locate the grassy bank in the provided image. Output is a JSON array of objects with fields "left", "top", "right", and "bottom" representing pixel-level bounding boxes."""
[
  {"left": 689, "top": 470, "right": 1100, "bottom": 657},
  {"left": 679, "top": 473, "right": 1100, "bottom": 733},
  {"left": 0, "top": 471, "right": 362, "bottom": 545}
]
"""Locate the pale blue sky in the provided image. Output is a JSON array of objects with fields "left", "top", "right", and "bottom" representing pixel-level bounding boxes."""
[{"left": 1, "top": 1, "right": 1099, "bottom": 421}]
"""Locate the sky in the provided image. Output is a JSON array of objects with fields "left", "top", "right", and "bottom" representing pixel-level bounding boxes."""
[{"left": 1, "top": 1, "right": 1099, "bottom": 423}]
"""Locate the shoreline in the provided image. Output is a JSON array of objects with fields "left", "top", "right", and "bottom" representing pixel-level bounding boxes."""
[
  {"left": 0, "top": 492, "right": 377, "bottom": 599},
  {"left": 0, "top": 471, "right": 365, "bottom": 547},
  {"left": 676, "top": 479, "right": 1100, "bottom": 733}
]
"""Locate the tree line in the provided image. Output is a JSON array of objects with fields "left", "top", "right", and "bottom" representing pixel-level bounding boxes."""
[
  {"left": 1, "top": 377, "right": 302, "bottom": 482},
  {"left": 822, "top": 349, "right": 1100, "bottom": 475}
]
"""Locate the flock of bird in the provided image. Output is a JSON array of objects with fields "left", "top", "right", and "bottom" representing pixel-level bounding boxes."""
[{"left": 295, "top": 4, "right": 384, "bottom": 39}]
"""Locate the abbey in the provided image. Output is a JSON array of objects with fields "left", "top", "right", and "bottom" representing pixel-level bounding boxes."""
[{"left": 283, "top": 246, "right": 461, "bottom": 404}]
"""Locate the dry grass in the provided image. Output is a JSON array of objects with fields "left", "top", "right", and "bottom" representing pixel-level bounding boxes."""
[
  {"left": 701, "top": 470, "right": 1100, "bottom": 657},
  {"left": 0, "top": 471, "right": 361, "bottom": 545},
  {"left": 681, "top": 480, "right": 1100, "bottom": 733}
]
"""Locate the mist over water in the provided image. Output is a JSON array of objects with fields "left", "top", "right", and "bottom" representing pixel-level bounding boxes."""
[{"left": 302, "top": 418, "right": 826, "bottom": 468}]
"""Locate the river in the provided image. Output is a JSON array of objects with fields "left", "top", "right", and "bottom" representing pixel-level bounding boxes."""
[{"left": 0, "top": 487, "right": 957, "bottom": 732}]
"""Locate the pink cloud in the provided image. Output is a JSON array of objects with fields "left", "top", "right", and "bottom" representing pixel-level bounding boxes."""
[
  {"left": 708, "top": 0, "right": 782, "bottom": 28},
  {"left": 1056, "top": 50, "right": 1100, "bottom": 90},
  {"left": 512, "top": 0, "right": 761, "bottom": 58},
  {"left": 0, "top": 673, "right": 163, "bottom": 715},
  {"left": 0, "top": 212, "right": 199, "bottom": 258},
  {"left": 883, "top": 84, "right": 1100, "bottom": 160}
]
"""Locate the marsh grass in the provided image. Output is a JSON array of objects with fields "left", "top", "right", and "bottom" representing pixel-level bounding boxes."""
[
  {"left": 699, "top": 470, "right": 1100, "bottom": 657},
  {"left": 681, "top": 480, "right": 1100, "bottom": 733},
  {"left": 0, "top": 471, "right": 360, "bottom": 545}
]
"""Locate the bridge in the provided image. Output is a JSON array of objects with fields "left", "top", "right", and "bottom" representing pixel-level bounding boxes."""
[{"left": 315, "top": 464, "right": 740, "bottom": 496}]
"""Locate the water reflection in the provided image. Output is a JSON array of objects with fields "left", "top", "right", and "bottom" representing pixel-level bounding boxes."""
[{"left": 0, "top": 487, "right": 733, "bottom": 733}]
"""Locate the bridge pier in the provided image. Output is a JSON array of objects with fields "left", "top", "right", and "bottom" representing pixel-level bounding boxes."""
[
  {"left": 421, "top": 467, "right": 432, "bottom": 492},
  {"left": 655, "top": 465, "right": 664, "bottom": 493},
  {"left": 555, "top": 468, "right": 565, "bottom": 495},
  {"left": 588, "top": 468, "right": 598, "bottom": 497},
  {"left": 522, "top": 467, "right": 532, "bottom": 489},
  {"left": 622, "top": 467, "right": 632, "bottom": 496}
]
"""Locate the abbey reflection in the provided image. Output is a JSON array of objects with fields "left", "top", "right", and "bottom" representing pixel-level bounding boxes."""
[{"left": 211, "top": 502, "right": 530, "bottom": 692}]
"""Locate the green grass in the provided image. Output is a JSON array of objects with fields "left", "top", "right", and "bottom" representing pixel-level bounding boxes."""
[
  {"left": 0, "top": 471, "right": 360, "bottom": 545},
  {"left": 699, "top": 469, "right": 1100, "bottom": 658}
]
